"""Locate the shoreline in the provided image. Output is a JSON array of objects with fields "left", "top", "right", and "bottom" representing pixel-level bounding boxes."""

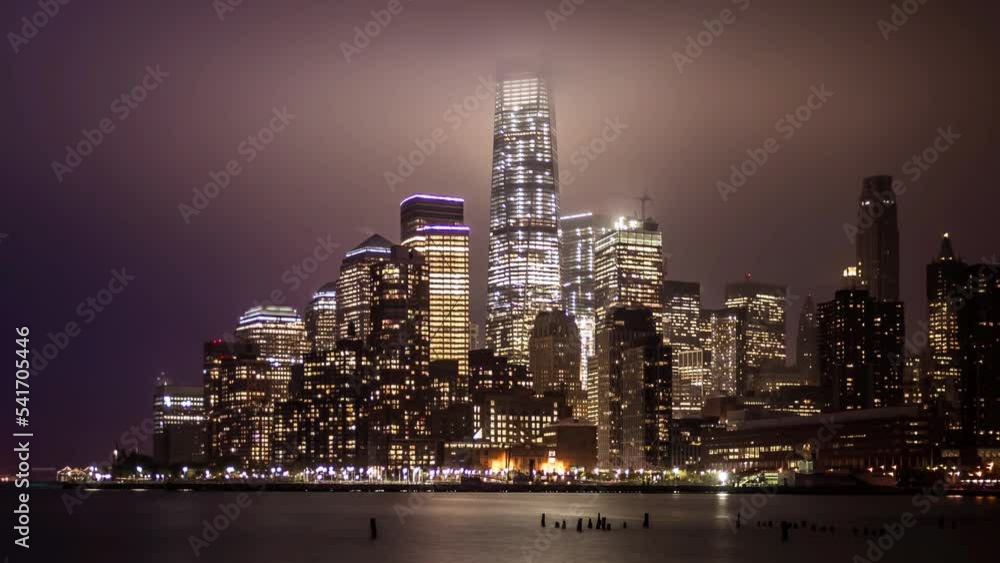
[{"left": 16, "top": 482, "right": 1000, "bottom": 497}]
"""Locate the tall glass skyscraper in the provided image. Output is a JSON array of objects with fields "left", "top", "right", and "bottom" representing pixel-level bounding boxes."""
[
  {"left": 487, "top": 63, "right": 561, "bottom": 366},
  {"left": 560, "top": 212, "right": 609, "bottom": 393},
  {"left": 234, "top": 304, "right": 307, "bottom": 402},
  {"left": 401, "top": 196, "right": 471, "bottom": 393},
  {"left": 593, "top": 217, "right": 665, "bottom": 330}
]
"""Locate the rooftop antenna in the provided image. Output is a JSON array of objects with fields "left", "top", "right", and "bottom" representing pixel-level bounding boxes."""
[{"left": 631, "top": 190, "right": 652, "bottom": 221}]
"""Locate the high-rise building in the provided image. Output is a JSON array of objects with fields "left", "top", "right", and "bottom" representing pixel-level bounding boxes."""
[
  {"left": 724, "top": 278, "right": 787, "bottom": 395},
  {"left": 560, "top": 212, "right": 610, "bottom": 392},
  {"left": 203, "top": 339, "right": 272, "bottom": 468},
  {"left": 367, "top": 245, "right": 432, "bottom": 466},
  {"left": 620, "top": 341, "right": 672, "bottom": 469},
  {"left": 402, "top": 211, "right": 471, "bottom": 390},
  {"left": 336, "top": 234, "right": 395, "bottom": 342},
  {"left": 234, "top": 305, "right": 307, "bottom": 402},
  {"left": 672, "top": 349, "right": 711, "bottom": 419},
  {"left": 856, "top": 175, "right": 900, "bottom": 301},
  {"left": 593, "top": 217, "right": 665, "bottom": 332},
  {"left": 152, "top": 384, "right": 205, "bottom": 467},
  {"left": 926, "top": 233, "right": 968, "bottom": 432},
  {"left": 528, "top": 309, "right": 584, "bottom": 417},
  {"left": 702, "top": 308, "right": 747, "bottom": 398},
  {"left": 590, "top": 306, "right": 664, "bottom": 468},
  {"left": 486, "top": 62, "right": 561, "bottom": 366},
  {"left": 304, "top": 282, "right": 338, "bottom": 353},
  {"left": 817, "top": 269, "right": 904, "bottom": 411},
  {"left": 796, "top": 294, "right": 820, "bottom": 384},
  {"left": 400, "top": 193, "right": 465, "bottom": 240},
  {"left": 290, "top": 349, "right": 364, "bottom": 468},
  {"left": 662, "top": 281, "right": 702, "bottom": 351},
  {"left": 469, "top": 349, "right": 532, "bottom": 396},
  {"left": 957, "top": 262, "right": 1000, "bottom": 447}
]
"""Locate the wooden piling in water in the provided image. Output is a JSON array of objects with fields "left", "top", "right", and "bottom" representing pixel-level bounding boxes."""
[
  {"left": 643, "top": 513, "right": 649, "bottom": 529},
  {"left": 370, "top": 518, "right": 377, "bottom": 540},
  {"left": 542, "top": 514, "right": 546, "bottom": 527}
]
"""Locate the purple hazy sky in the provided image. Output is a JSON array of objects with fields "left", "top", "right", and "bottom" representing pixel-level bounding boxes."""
[{"left": 2, "top": 0, "right": 997, "bottom": 471}]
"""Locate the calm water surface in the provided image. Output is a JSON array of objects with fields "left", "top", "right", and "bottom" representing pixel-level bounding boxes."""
[{"left": 30, "top": 489, "right": 1000, "bottom": 562}]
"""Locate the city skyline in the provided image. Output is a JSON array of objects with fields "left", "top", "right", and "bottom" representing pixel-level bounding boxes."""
[{"left": 4, "top": 0, "right": 998, "bottom": 473}]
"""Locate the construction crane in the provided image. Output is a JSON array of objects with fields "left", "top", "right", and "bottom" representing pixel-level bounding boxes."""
[{"left": 631, "top": 190, "right": 653, "bottom": 221}]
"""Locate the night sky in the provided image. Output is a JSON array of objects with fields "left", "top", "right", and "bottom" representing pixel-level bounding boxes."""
[{"left": 2, "top": 0, "right": 997, "bottom": 472}]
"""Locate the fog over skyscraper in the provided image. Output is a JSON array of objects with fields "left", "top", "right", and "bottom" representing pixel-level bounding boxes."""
[{"left": 486, "top": 62, "right": 561, "bottom": 365}]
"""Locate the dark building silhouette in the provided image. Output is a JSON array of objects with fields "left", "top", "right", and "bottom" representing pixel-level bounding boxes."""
[
  {"left": 796, "top": 294, "right": 820, "bottom": 384},
  {"left": 856, "top": 175, "right": 901, "bottom": 302},
  {"left": 817, "top": 273, "right": 905, "bottom": 411},
  {"left": 469, "top": 348, "right": 532, "bottom": 397},
  {"left": 957, "top": 262, "right": 1000, "bottom": 448},
  {"left": 590, "top": 306, "right": 667, "bottom": 468},
  {"left": 528, "top": 310, "right": 584, "bottom": 417}
]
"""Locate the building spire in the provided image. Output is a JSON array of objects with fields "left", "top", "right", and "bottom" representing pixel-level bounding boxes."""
[{"left": 936, "top": 232, "right": 956, "bottom": 262}]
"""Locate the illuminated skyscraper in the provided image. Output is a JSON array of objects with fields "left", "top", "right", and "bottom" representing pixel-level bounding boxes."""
[
  {"left": 662, "top": 281, "right": 702, "bottom": 351},
  {"left": 856, "top": 175, "right": 900, "bottom": 301},
  {"left": 203, "top": 339, "right": 272, "bottom": 468},
  {"left": 528, "top": 309, "right": 584, "bottom": 417},
  {"left": 724, "top": 278, "right": 787, "bottom": 396},
  {"left": 926, "top": 233, "right": 967, "bottom": 431},
  {"left": 304, "top": 282, "right": 338, "bottom": 353},
  {"left": 702, "top": 307, "right": 747, "bottom": 398},
  {"left": 593, "top": 217, "right": 665, "bottom": 332},
  {"left": 367, "top": 246, "right": 432, "bottom": 467},
  {"left": 234, "top": 305, "right": 307, "bottom": 402},
  {"left": 401, "top": 194, "right": 471, "bottom": 395},
  {"left": 400, "top": 193, "right": 464, "bottom": 240},
  {"left": 152, "top": 383, "right": 205, "bottom": 466},
  {"left": 487, "top": 63, "right": 561, "bottom": 365},
  {"left": 560, "top": 212, "right": 610, "bottom": 393},
  {"left": 336, "top": 234, "right": 394, "bottom": 342}
]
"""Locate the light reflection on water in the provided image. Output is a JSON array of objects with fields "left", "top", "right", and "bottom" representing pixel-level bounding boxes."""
[{"left": 34, "top": 490, "right": 1000, "bottom": 563}]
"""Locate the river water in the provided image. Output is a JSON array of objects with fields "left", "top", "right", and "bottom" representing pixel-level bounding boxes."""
[{"left": 25, "top": 489, "right": 1000, "bottom": 562}]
